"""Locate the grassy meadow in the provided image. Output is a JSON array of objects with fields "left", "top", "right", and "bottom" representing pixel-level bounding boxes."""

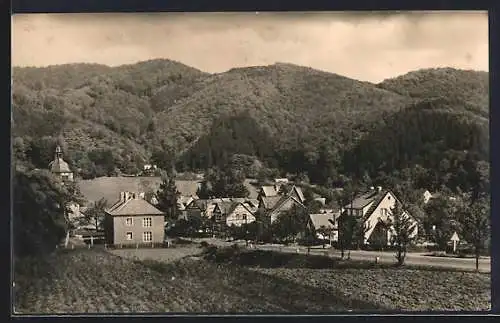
[{"left": 78, "top": 176, "right": 259, "bottom": 204}]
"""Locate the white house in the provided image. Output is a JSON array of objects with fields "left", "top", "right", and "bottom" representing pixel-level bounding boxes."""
[
  {"left": 143, "top": 164, "right": 158, "bottom": 171},
  {"left": 423, "top": 190, "right": 433, "bottom": 204},
  {"left": 342, "top": 187, "right": 419, "bottom": 246},
  {"left": 225, "top": 202, "right": 257, "bottom": 227},
  {"left": 309, "top": 210, "right": 339, "bottom": 241}
]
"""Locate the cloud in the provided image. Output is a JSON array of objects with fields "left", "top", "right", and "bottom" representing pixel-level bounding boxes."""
[{"left": 11, "top": 11, "right": 488, "bottom": 83}]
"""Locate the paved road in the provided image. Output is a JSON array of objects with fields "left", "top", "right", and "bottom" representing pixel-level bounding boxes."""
[
  {"left": 253, "top": 244, "right": 491, "bottom": 273},
  {"left": 191, "top": 238, "right": 491, "bottom": 273}
]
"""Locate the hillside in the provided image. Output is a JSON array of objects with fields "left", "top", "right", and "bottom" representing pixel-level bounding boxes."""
[
  {"left": 343, "top": 96, "right": 489, "bottom": 192},
  {"left": 377, "top": 68, "right": 489, "bottom": 116},
  {"left": 12, "top": 60, "right": 489, "bottom": 192},
  {"left": 12, "top": 59, "right": 209, "bottom": 176},
  {"left": 152, "top": 62, "right": 412, "bottom": 152}
]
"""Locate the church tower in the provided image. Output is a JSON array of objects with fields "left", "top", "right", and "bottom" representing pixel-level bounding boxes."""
[{"left": 48, "top": 145, "right": 74, "bottom": 182}]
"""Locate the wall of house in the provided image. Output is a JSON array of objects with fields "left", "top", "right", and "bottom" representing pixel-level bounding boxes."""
[
  {"left": 345, "top": 201, "right": 374, "bottom": 217},
  {"left": 269, "top": 197, "right": 299, "bottom": 223},
  {"left": 226, "top": 204, "right": 256, "bottom": 227},
  {"left": 67, "top": 202, "right": 81, "bottom": 221},
  {"left": 364, "top": 192, "right": 418, "bottom": 244},
  {"left": 205, "top": 204, "right": 216, "bottom": 218},
  {"left": 112, "top": 214, "right": 164, "bottom": 245},
  {"left": 187, "top": 208, "right": 203, "bottom": 220},
  {"left": 60, "top": 172, "right": 74, "bottom": 182}
]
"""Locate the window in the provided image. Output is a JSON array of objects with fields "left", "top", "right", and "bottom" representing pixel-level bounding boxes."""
[
  {"left": 125, "top": 218, "right": 133, "bottom": 226},
  {"left": 143, "top": 217, "right": 152, "bottom": 227},
  {"left": 143, "top": 231, "right": 152, "bottom": 242},
  {"left": 126, "top": 232, "right": 133, "bottom": 240}
]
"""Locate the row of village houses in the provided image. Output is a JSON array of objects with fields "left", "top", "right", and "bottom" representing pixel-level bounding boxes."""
[
  {"left": 48, "top": 145, "right": 420, "bottom": 247},
  {"left": 80, "top": 183, "right": 419, "bottom": 247}
]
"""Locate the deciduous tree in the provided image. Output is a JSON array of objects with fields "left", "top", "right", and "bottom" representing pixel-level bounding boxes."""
[
  {"left": 14, "top": 170, "right": 76, "bottom": 257},
  {"left": 459, "top": 195, "right": 490, "bottom": 271},
  {"left": 84, "top": 198, "right": 108, "bottom": 231},
  {"left": 390, "top": 201, "right": 417, "bottom": 266},
  {"left": 156, "top": 171, "right": 181, "bottom": 219}
]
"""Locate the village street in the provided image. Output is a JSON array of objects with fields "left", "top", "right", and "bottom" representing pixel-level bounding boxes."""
[
  {"left": 254, "top": 244, "right": 492, "bottom": 273},
  {"left": 193, "top": 238, "right": 491, "bottom": 273}
]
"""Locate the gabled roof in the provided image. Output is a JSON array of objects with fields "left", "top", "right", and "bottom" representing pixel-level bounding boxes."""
[
  {"left": 361, "top": 190, "right": 391, "bottom": 219},
  {"left": 343, "top": 189, "right": 413, "bottom": 224},
  {"left": 309, "top": 213, "right": 336, "bottom": 230},
  {"left": 261, "top": 186, "right": 278, "bottom": 197},
  {"left": 213, "top": 201, "right": 236, "bottom": 214},
  {"left": 186, "top": 199, "right": 209, "bottom": 211},
  {"left": 243, "top": 200, "right": 259, "bottom": 213},
  {"left": 106, "top": 197, "right": 164, "bottom": 216},
  {"left": 177, "top": 196, "right": 195, "bottom": 210},
  {"left": 246, "top": 199, "right": 259, "bottom": 208},
  {"left": 292, "top": 186, "right": 306, "bottom": 203},
  {"left": 343, "top": 189, "right": 383, "bottom": 209},
  {"left": 269, "top": 195, "right": 306, "bottom": 217},
  {"left": 260, "top": 196, "right": 282, "bottom": 209}
]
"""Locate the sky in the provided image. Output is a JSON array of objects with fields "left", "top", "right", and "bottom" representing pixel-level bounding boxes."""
[{"left": 12, "top": 11, "right": 488, "bottom": 83}]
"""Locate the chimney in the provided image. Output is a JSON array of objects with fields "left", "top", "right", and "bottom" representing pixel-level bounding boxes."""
[
  {"left": 377, "top": 186, "right": 382, "bottom": 192},
  {"left": 120, "top": 192, "right": 126, "bottom": 202}
]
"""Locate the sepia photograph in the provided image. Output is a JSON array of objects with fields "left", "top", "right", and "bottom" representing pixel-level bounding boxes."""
[{"left": 11, "top": 11, "right": 490, "bottom": 314}]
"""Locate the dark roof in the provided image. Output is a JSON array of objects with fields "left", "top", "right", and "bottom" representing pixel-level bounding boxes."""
[
  {"left": 260, "top": 196, "right": 282, "bottom": 209},
  {"left": 243, "top": 200, "right": 259, "bottom": 212},
  {"left": 292, "top": 186, "right": 306, "bottom": 203},
  {"left": 341, "top": 189, "right": 408, "bottom": 223},
  {"left": 214, "top": 201, "right": 236, "bottom": 214},
  {"left": 187, "top": 199, "right": 209, "bottom": 210},
  {"left": 269, "top": 195, "right": 306, "bottom": 216},
  {"left": 344, "top": 189, "right": 384, "bottom": 209},
  {"left": 106, "top": 196, "right": 164, "bottom": 216},
  {"left": 362, "top": 191, "right": 392, "bottom": 220}
]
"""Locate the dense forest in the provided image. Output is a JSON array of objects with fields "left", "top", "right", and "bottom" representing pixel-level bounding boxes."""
[{"left": 12, "top": 60, "right": 489, "bottom": 196}]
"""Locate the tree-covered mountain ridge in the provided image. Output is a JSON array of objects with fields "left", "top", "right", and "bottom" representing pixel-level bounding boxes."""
[{"left": 12, "top": 59, "right": 489, "bottom": 192}]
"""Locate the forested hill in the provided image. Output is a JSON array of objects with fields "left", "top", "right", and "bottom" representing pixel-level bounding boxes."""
[
  {"left": 377, "top": 67, "right": 489, "bottom": 109},
  {"left": 12, "top": 59, "right": 489, "bottom": 193}
]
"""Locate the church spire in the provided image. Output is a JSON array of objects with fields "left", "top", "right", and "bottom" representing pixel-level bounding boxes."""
[{"left": 55, "top": 145, "right": 63, "bottom": 159}]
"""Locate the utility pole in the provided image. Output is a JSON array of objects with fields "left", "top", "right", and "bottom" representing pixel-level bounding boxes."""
[{"left": 245, "top": 215, "right": 249, "bottom": 247}]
